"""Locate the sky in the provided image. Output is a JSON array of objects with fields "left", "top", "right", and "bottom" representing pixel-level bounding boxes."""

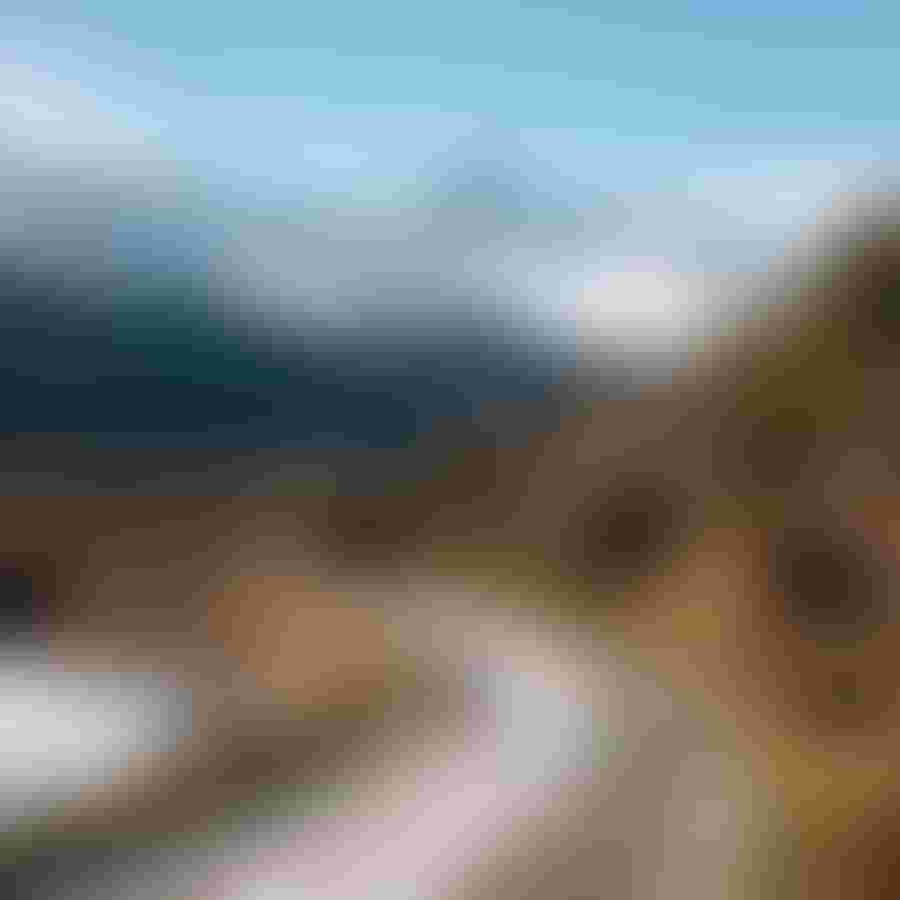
[
  {"left": 2, "top": 4, "right": 896, "bottom": 180},
  {"left": 0, "top": 3, "right": 896, "bottom": 353}
]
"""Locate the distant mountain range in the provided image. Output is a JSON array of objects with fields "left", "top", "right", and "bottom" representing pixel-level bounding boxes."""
[
  {"left": 0, "top": 204, "right": 625, "bottom": 491},
  {"left": 0, "top": 130, "right": 665, "bottom": 491}
]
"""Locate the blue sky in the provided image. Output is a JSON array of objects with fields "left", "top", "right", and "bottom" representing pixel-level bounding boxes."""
[{"left": 3, "top": 3, "right": 897, "bottom": 173}]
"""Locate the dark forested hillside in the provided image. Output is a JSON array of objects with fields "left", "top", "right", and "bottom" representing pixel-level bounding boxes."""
[{"left": 0, "top": 236, "right": 589, "bottom": 491}]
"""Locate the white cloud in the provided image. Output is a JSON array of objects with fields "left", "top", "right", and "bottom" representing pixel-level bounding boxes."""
[
  {"left": 684, "top": 158, "right": 865, "bottom": 232},
  {"left": 0, "top": 59, "right": 163, "bottom": 167}
]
